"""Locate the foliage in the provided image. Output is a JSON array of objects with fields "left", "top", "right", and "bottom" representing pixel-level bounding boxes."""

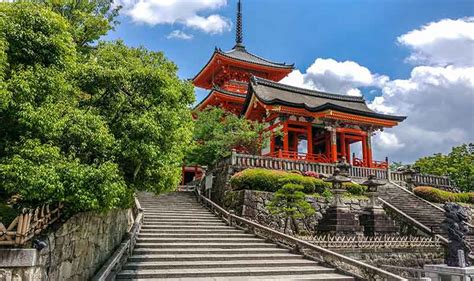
[
  {"left": 33, "top": 0, "right": 120, "bottom": 49},
  {"left": 414, "top": 144, "right": 474, "bottom": 192},
  {"left": 267, "top": 183, "right": 316, "bottom": 234},
  {"left": 0, "top": 203, "right": 18, "bottom": 226},
  {"left": 0, "top": 2, "right": 193, "bottom": 213},
  {"left": 390, "top": 161, "right": 404, "bottom": 171},
  {"left": 414, "top": 186, "right": 474, "bottom": 204},
  {"left": 186, "top": 107, "right": 269, "bottom": 167},
  {"left": 229, "top": 168, "right": 365, "bottom": 196}
]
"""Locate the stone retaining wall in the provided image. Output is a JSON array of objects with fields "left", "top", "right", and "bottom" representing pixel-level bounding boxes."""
[
  {"left": 0, "top": 208, "right": 130, "bottom": 281},
  {"left": 223, "top": 189, "right": 370, "bottom": 234}
]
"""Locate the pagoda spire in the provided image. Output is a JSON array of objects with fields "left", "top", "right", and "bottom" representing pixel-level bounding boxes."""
[{"left": 235, "top": 0, "right": 244, "bottom": 48}]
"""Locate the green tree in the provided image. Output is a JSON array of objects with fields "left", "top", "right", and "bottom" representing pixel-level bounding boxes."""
[
  {"left": 186, "top": 107, "right": 268, "bottom": 167},
  {"left": 267, "top": 183, "right": 316, "bottom": 234},
  {"left": 0, "top": 2, "right": 194, "bottom": 212},
  {"left": 414, "top": 144, "right": 474, "bottom": 192}
]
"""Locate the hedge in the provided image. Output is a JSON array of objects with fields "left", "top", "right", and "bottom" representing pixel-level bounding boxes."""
[
  {"left": 229, "top": 168, "right": 366, "bottom": 195},
  {"left": 414, "top": 186, "right": 474, "bottom": 204}
]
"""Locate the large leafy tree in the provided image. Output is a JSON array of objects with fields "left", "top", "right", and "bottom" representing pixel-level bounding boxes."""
[
  {"left": 0, "top": 2, "right": 194, "bottom": 212},
  {"left": 186, "top": 107, "right": 268, "bottom": 167},
  {"left": 414, "top": 144, "right": 474, "bottom": 192}
]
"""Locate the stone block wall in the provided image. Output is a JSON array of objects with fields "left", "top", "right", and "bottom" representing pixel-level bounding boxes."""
[
  {"left": 0, "top": 208, "right": 130, "bottom": 281},
  {"left": 223, "top": 189, "right": 370, "bottom": 234}
]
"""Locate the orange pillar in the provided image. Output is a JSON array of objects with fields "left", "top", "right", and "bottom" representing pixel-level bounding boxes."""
[
  {"left": 283, "top": 122, "right": 289, "bottom": 152},
  {"left": 340, "top": 133, "right": 346, "bottom": 161},
  {"left": 307, "top": 125, "right": 313, "bottom": 155},
  {"left": 367, "top": 134, "right": 373, "bottom": 167},
  {"left": 330, "top": 129, "right": 337, "bottom": 163},
  {"left": 362, "top": 137, "right": 368, "bottom": 167}
]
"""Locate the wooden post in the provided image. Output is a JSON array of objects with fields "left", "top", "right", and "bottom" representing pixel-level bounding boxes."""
[
  {"left": 362, "top": 137, "right": 368, "bottom": 167},
  {"left": 307, "top": 125, "right": 313, "bottom": 155},
  {"left": 340, "top": 132, "right": 346, "bottom": 160},
  {"left": 346, "top": 141, "right": 351, "bottom": 163},
  {"left": 283, "top": 122, "right": 289, "bottom": 152},
  {"left": 367, "top": 134, "right": 373, "bottom": 168},
  {"left": 330, "top": 129, "right": 337, "bottom": 163}
]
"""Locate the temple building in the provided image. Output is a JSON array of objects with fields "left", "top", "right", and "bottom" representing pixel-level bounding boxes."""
[{"left": 189, "top": 0, "right": 406, "bottom": 181}]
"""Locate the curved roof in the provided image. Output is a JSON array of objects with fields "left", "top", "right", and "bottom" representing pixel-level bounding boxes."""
[
  {"left": 194, "top": 87, "right": 246, "bottom": 110},
  {"left": 217, "top": 45, "right": 294, "bottom": 70},
  {"left": 244, "top": 76, "right": 406, "bottom": 122}
]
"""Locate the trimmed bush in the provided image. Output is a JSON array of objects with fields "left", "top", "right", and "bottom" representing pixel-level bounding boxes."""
[
  {"left": 414, "top": 186, "right": 474, "bottom": 204},
  {"left": 230, "top": 168, "right": 363, "bottom": 196},
  {"left": 344, "top": 183, "right": 367, "bottom": 196}
]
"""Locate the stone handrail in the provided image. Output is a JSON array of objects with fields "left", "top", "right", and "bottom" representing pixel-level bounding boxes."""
[
  {"left": 229, "top": 151, "right": 456, "bottom": 189},
  {"left": 196, "top": 190, "right": 406, "bottom": 281},
  {"left": 378, "top": 198, "right": 448, "bottom": 245},
  {"left": 0, "top": 203, "right": 63, "bottom": 246},
  {"left": 92, "top": 196, "right": 144, "bottom": 281}
]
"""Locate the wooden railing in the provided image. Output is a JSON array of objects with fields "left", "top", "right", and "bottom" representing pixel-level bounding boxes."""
[
  {"left": 353, "top": 157, "right": 389, "bottom": 169},
  {"left": 298, "top": 235, "right": 441, "bottom": 249},
  {"left": 0, "top": 203, "right": 63, "bottom": 246},
  {"left": 92, "top": 196, "right": 144, "bottom": 281},
  {"left": 195, "top": 188, "right": 406, "bottom": 281},
  {"left": 264, "top": 150, "right": 331, "bottom": 163}
]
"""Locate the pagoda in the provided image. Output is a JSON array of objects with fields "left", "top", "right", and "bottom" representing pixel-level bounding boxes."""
[
  {"left": 191, "top": 0, "right": 406, "bottom": 173},
  {"left": 193, "top": 0, "right": 294, "bottom": 115}
]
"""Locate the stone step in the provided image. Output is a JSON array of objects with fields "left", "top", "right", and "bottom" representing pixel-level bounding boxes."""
[
  {"left": 143, "top": 218, "right": 222, "bottom": 222},
  {"left": 115, "top": 273, "right": 354, "bottom": 281},
  {"left": 128, "top": 253, "right": 304, "bottom": 262},
  {"left": 133, "top": 248, "right": 291, "bottom": 255},
  {"left": 140, "top": 225, "right": 233, "bottom": 230},
  {"left": 138, "top": 229, "right": 242, "bottom": 234},
  {"left": 136, "top": 237, "right": 265, "bottom": 243},
  {"left": 122, "top": 259, "right": 318, "bottom": 270},
  {"left": 134, "top": 242, "right": 277, "bottom": 249},
  {"left": 137, "top": 233, "right": 252, "bottom": 238},
  {"left": 144, "top": 214, "right": 217, "bottom": 218},
  {"left": 142, "top": 222, "right": 226, "bottom": 226},
  {"left": 143, "top": 211, "right": 214, "bottom": 216},
  {"left": 116, "top": 266, "right": 336, "bottom": 279}
]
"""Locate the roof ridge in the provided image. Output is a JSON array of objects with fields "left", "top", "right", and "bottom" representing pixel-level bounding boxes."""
[
  {"left": 252, "top": 76, "right": 365, "bottom": 102},
  {"left": 217, "top": 48, "right": 294, "bottom": 68}
]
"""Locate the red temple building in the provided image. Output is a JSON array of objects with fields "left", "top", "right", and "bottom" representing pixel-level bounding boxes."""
[{"left": 184, "top": 0, "right": 406, "bottom": 185}]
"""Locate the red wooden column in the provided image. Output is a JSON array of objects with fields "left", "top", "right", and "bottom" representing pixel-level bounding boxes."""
[
  {"left": 362, "top": 137, "right": 368, "bottom": 167},
  {"left": 346, "top": 140, "right": 351, "bottom": 163},
  {"left": 367, "top": 134, "right": 373, "bottom": 168},
  {"left": 307, "top": 125, "right": 313, "bottom": 155},
  {"left": 340, "top": 132, "right": 346, "bottom": 160},
  {"left": 330, "top": 129, "right": 337, "bottom": 163},
  {"left": 283, "top": 121, "right": 289, "bottom": 152}
]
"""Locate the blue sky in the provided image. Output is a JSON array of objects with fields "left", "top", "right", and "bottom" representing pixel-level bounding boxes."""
[{"left": 107, "top": 0, "right": 474, "bottom": 162}]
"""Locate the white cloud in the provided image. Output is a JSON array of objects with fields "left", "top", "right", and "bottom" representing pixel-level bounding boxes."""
[
  {"left": 281, "top": 58, "right": 388, "bottom": 96},
  {"left": 167, "top": 30, "right": 193, "bottom": 40},
  {"left": 398, "top": 17, "right": 474, "bottom": 66},
  {"left": 116, "top": 0, "right": 231, "bottom": 34}
]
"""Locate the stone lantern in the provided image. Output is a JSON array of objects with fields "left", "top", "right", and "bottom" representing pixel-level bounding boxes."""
[
  {"left": 361, "top": 174, "right": 385, "bottom": 209},
  {"left": 359, "top": 174, "right": 398, "bottom": 236},
  {"left": 317, "top": 159, "right": 362, "bottom": 235},
  {"left": 398, "top": 165, "right": 419, "bottom": 191}
]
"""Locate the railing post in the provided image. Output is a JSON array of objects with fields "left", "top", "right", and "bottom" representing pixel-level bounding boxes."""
[
  {"left": 229, "top": 210, "right": 235, "bottom": 227},
  {"left": 231, "top": 149, "right": 237, "bottom": 165}
]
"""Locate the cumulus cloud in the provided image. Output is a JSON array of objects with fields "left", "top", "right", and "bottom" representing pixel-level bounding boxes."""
[
  {"left": 116, "top": 0, "right": 231, "bottom": 34},
  {"left": 281, "top": 58, "right": 388, "bottom": 96},
  {"left": 167, "top": 30, "right": 193, "bottom": 40},
  {"left": 398, "top": 17, "right": 474, "bottom": 66}
]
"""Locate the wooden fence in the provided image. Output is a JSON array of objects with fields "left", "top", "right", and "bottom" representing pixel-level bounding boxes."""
[
  {"left": 0, "top": 203, "right": 63, "bottom": 246},
  {"left": 228, "top": 151, "right": 456, "bottom": 189},
  {"left": 298, "top": 235, "right": 441, "bottom": 249}
]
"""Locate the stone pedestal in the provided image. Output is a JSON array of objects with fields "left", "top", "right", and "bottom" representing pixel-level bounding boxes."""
[
  {"left": 424, "top": 265, "right": 474, "bottom": 281},
  {"left": 317, "top": 205, "right": 363, "bottom": 234},
  {"left": 360, "top": 206, "right": 399, "bottom": 236}
]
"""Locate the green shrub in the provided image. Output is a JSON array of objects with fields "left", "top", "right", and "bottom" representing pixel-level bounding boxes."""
[
  {"left": 0, "top": 203, "right": 19, "bottom": 226},
  {"left": 344, "top": 182, "right": 367, "bottom": 196},
  {"left": 230, "top": 168, "right": 363, "bottom": 196},
  {"left": 414, "top": 186, "right": 474, "bottom": 204}
]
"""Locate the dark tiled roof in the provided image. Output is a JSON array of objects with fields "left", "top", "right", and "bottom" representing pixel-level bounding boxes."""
[
  {"left": 245, "top": 77, "right": 406, "bottom": 122},
  {"left": 217, "top": 46, "right": 294, "bottom": 69},
  {"left": 194, "top": 87, "right": 245, "bottom": 110}
]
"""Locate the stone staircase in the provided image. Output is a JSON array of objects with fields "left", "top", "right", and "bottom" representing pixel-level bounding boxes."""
[
  {"left": 116, "top": 192, "right": 354, "bottom": 280},
  {"left": 379, "top": 182, "right": 474, "bottom": 245}
]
